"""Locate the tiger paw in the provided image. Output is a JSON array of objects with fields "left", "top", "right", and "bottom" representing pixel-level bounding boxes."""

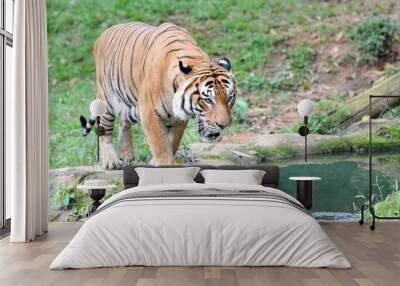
[
  {"left": 118, "top": 144, "right": 134, "bottom": 167},
  {"left": 101, "top": 144, "right": 123, "bottom": 169},
  {"left": 119, "top": 153, "right": 133, "bottom": 167},
  {"left": 102, "top": 157, "right": 123, "bottom": 170}
]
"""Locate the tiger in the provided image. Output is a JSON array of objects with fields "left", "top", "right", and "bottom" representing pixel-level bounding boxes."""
[{"left": 80, "top": 22, "right": 237, "bottom": 169}]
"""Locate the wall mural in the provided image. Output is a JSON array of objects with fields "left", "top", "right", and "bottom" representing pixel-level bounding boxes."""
[
  {"left": 80, "top": 22, "right": 237, "bottom": 169},
  {"left": 47, "top": 1, "right": 400, "bottom": 222}
]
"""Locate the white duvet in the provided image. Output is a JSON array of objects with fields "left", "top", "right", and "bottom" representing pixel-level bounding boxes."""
[{"left": 50, "top": 183, "right": 350, "bottom": 269}]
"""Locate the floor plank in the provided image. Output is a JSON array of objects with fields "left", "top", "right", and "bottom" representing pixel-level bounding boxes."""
[{"left": 0, "top": 222, "right": 399, "bottom": 286}]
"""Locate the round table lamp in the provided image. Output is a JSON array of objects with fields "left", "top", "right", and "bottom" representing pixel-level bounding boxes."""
[
  {"left": 90, "top": 99, "right": 106, "bottom": 117},
  {"left": 297, "top": 99, "right": 314, "bottom": 162}
]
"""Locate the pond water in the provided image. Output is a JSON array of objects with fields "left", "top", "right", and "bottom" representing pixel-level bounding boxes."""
[
  {"left": 49, "top": 153, "right": 400, "bottom": 222},
  {"left": 274, "top": 153, "right": 400, "bottom": 221}
]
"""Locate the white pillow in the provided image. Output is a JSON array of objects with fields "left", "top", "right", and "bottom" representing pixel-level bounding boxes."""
[
  {"left": 135, "top": 167, "right": 200, "bottom": 186},
  {"left": 200, "top": 169, "right": 266, "bottom": 185}
]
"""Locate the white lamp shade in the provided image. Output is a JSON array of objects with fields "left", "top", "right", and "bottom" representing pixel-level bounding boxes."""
[
  {"left": 297, "top": 99, "right": 314, "bottom": 117},
  {"left": 90, "top": 99, "right": 106, "bottom": 117}
]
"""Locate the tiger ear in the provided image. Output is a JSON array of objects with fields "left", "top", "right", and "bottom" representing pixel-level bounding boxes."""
[
  {"left": 216, "top": 57, "right": 231, "bottom": 71},
  {"left": 179, "top": 61, "right": 192, "bottom": 74}
]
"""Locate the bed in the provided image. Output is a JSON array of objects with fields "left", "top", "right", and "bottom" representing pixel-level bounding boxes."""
[{"left": 50, "top": 165, "right": 350, "bottom": 269}]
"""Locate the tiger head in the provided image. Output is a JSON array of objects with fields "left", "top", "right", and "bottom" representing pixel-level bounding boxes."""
[{"left": 172, "top": 57, "right": 237, "bottom": 142}]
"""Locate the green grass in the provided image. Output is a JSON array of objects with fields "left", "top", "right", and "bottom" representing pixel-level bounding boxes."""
[
  {"left": 253, "top": 144, "right": 297, "bottom": 162},
  {"left": 269, "top": 42, "right": 316, "bottom": 90},
  {"left": 283, "top": 92, "right": 351, "bottom": 135},
  {"left": 47, "top": 0, "right": 396, "bottom": 168},
  {"left": 356, "top": 176, "right": 400, "bottom": 221},
  {"left": 316, "top": 134, "right": 400, "bottom": 155},
  {"left": 371, "top": 191, "right": 400, "bottom": 218}
]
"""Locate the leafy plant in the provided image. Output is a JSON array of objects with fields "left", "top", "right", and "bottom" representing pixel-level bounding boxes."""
[
  {"left": 233, "top": 97, "right": 248, "bottom": 122},
  {"left": 354, "top": 176, "right": 400, "bottom": 221},
  {"left": 373, "top": 188, "right": 400, "bottom": 217},
  {"left": 307, "top": 103, "right": 351, "bottom": 135},
  {"left": 175, "top": 142, "right": 196, "bottom": 163},
  {"left": 388, "top": 126, "right": 400, "bottom": 138},
  {"left": 381, "top": 105, "right": 400, "bottom": 119},
  {"left": 350, "top": 17, "right": 399, "bottom": 63},
  {"left": 52, "top": 181, "right": 76, "bottom": 210},
  {"left": 103, "top": 179, "right": 123, "bottom": 200},
  {"left": 52, "top": 173, "right": 94, "bottom": 210},
  {"left": 67, "top": 178, "right": 123, "bottom": 222},
  {"left": 69, "top": 191, "right": 92, "bottom": 221},
  {"left": 285, "top": 93, "right": 351, "bottom": 135}
]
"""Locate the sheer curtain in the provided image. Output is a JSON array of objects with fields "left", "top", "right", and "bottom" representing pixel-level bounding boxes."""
[{"left": 8, "top": 0, "right": 48, "bottom": 242}]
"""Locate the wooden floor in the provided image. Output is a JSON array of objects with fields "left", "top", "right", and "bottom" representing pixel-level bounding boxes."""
[{"left": 0, "top": 222, "right": 399, "bottom": 286}]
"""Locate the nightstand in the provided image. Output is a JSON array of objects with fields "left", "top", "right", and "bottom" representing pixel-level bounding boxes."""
[
  {"left": 289, "top": 177, "right": 321, "bottom": 210},
  {"left": 77, "top": 180, "right": 117, "bottom": 215}
]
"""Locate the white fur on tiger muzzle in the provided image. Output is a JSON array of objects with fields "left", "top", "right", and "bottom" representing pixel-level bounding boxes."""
[{"left": 198, "top": 118, "right": 223, "bottom": 143}]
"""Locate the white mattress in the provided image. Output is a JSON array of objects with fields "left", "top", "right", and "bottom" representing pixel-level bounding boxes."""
[{"left": 50, "top": 183, "right": 351, "bottom": 269}]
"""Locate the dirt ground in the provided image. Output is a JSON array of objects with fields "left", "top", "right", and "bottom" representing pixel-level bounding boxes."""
[{"left": 225, "top": 10, "right": 400, "bottom": 143}]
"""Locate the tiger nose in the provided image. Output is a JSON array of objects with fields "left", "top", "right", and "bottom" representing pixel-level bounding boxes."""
[{"left": 216, "top": 122, "right": 229, "bottom": 130}]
